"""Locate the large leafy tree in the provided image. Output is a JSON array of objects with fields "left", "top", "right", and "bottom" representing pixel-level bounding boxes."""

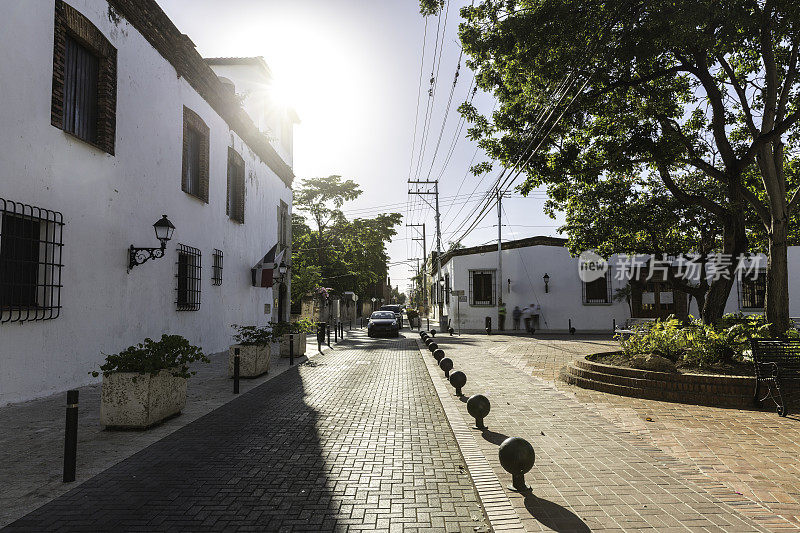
[
  {"left": 430, "top": 0, "right": 800, "bottom": 333},
  {"left": 291, "top": 176, "right": 402, "bottom": 306}
]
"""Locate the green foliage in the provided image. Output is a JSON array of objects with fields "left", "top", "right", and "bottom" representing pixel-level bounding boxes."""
[
  {"left": 90, "top": 335, "right": 208, "bottom": 379},
  {"left": 618, "top": 314, "right": 794, "bottom": 368},
  {"left": 292, "top": 176, "right": 402, "bottom": 307},
  {"left": 231, "top": 324, "right": 274, "bottom": 346},
  {"left": 269, "top": 318, "right": 317, "bottom": 337},
  {"left": 418, "top": 0, "right": 444, "bottom": 16}
]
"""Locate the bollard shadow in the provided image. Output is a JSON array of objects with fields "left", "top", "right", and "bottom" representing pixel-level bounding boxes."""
[
  {"left": 480, "top": 428, "right": 510, "bottom": 446},
  {"left": 457, "top": 394, "right": 468, "bottom": 403},
  {"left": 523, "top": 493, "right": 591, "bottom": 532}
]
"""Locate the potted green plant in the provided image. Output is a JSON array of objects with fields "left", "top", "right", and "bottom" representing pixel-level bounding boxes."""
[
  {"left": 230, "top": 324, "right": 273, "bottom": 377},
  {"left": 272, "top": 318, "right": 316, "bottom": 358},
  {"left": 91, "top": 335, "right": 208, "bottom": 429}
]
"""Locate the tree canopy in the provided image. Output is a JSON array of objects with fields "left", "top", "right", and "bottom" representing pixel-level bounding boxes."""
[
  {"left": 435, "top": 0, "right": 800, "bottom": 331},
  {"left": 291, "top": 176, "right": 402, "bottom": 307}
]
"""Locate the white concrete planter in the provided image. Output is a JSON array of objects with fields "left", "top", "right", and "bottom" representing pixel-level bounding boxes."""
[
  {"left": 279, "top": 333, "right": 306, "bottom": 357},
  {"left": 100, "top": 369, "right": 187, "bottom": 429},
  {"left": 228, "top": 344, "right": 271, "bottom": 378}
]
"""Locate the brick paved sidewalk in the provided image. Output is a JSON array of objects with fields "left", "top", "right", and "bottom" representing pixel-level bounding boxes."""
[
  {"left": 423, "top": 334, "right": 778, "bottom": 532},
  {"left": 473, "top": 333, "right": 800, "bottom": 530},
  {"left": 5, "top": 330, "right": 488, "bottom": 532}
]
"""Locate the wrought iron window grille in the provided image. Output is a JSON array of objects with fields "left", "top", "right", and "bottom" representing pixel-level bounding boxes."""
[
  {"left": 0, "top": 198, "right": 64, "bottom": 324},
  {"left": 212, "top": 249, "right": 223, "bottom": 286},
  {"left": 582, "top": 271, "right": 613, "bottom": 304},
  {"left": 176, "top": 244, "right": 201, "bottom": 311}
]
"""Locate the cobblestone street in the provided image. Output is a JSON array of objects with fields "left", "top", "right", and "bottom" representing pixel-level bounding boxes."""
[{"left": 4, "top": 332, "right": 487, "bottom": 532}]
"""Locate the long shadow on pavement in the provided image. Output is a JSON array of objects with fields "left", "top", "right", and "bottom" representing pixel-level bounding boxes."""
[
  {"left": 523, "top": 493, "right": 590, "bottom": 532},
  {"left": 4, "top": 364, "right": 337, "bottom": 532}
]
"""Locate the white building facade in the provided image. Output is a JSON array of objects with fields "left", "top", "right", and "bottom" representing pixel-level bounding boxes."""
[
  {"left": 432, "top": 237, "right": 800, "bottom": 333},
  {"left": 0, "top": 0, "right": 296, "bottom": 405}
]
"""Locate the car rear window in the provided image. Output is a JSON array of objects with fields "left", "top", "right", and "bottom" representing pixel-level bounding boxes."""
[{"left": 371, "top": 312, "right": 395, "bottom": 319}]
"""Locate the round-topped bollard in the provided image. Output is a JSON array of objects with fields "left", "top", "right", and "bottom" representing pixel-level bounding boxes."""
[
  {"left": 449, "top": 371, "right": 466, "bottom": 396},
  {"left": 448, "top": 327, "right": 455, "bottom": 336},
  {"left": 420, "top": 332, "right": 428, "bottom": 339},
  {"left": 498, "top": 437, "right": 535, "bottom": 492},
  {"left": 428, "top": 342, "right": 439, "bottom": 353},
  {"left": 424, "top": 338, "right": 433, "bottom": 347},
  {"left": 466, "top": 394, "right": 490, "bottom": 430},
  {"left": 430, "top": 329, "right": 437, "bottom": 337},
  {"left": 439, "top": 357, "right": 453, "bottom": 378},
  {"left": 433, "top": 348, "right": 445, "bottom": 362}
]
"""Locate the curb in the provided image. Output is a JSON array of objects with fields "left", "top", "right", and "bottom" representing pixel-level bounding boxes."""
[{"left": 416, "top": 339, "right": 525, "bottom": 532}]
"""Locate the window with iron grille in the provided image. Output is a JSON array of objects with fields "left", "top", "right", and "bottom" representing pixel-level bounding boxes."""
[
  {"left": 469, "top": 270, "right": 496, "bottom": 306},
  {"left": 227, "top": 148, "right": 245, "bottom": 223},
  {"left": 182, "top": 107, "right": 210, "bottom": 202},
  {"left": 739, "top": 270, "right": 766, "bottom": 309},
  {"left": 0, "top": 199, "right": 64, "bottom": 323},
  {"left": 176, "top": 244, "right": 201, "bottom": 311},
  {"left": 51, "top": 0, "right": 117, "bottom": 154},
  {"left": 212, "top": 249, "right": 223, "bottom": 286},
  {"left": 582, "top": 271, "right": 612, "bottom": 304}
]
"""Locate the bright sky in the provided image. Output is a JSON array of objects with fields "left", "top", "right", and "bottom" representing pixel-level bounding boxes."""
[{"left": 159, "top": 0, "right": 564, "bottom": 295}]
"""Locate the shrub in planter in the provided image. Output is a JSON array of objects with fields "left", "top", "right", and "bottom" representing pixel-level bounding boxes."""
[
  {"left": 91, "top": 335, "right": 208, "bottom": 429},
  {"left": 271, "top": 318, "right": 316, "bottom": 357},
  {"left": 230, "top": 324, "right": 273, "bottom": 377}
]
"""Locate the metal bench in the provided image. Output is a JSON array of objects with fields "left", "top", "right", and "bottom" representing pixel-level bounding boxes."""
[{"left": 751, "top": 338, "right": 800, "bottom": 416}]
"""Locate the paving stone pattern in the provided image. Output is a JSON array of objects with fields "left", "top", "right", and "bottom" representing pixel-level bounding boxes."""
[
  {"left": 5, "top": 332, "right": 488, "bottom": 532},
  {"left": 480, "top": 333, "right": 800, "bottom": 531},
  {"left": 427, "top": 334, "right": 776, "bottom": 532}
]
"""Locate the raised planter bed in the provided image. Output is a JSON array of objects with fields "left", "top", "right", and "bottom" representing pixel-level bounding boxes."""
[
  {"left": 228, "top": 344, "right": 271, "bottom": 378},
  {"left": 279, "top": 332, "right": 306, "bottom": 358},
  {"left": 560, "top": 352, "right": 758, "bottom": 409},
  {"left": 100, "top": 369, "right": 187, "bottom": 429}
]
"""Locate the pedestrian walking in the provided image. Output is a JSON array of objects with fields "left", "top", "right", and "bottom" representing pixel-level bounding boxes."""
[
  {"left": 498, "top": 301, "right": 507, "bottom": 331},
  {"left": 512, "top": 306, "right": 522, "bottom": 331}
]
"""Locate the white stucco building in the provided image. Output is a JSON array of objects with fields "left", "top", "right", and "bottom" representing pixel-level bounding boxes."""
[
  {"left": 430, "top": 237, "right": 800, "bottom": 333},
  {"left": 0, "top": 0, "right": 297, "bottom": 405}
]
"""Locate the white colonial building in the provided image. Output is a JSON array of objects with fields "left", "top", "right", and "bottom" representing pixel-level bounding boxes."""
[
  {"left": 430, "top": 237, "right": 800, "bottom": 333},
  {"left": 0, "top": 0, "right": 297, "bottom": 405}
]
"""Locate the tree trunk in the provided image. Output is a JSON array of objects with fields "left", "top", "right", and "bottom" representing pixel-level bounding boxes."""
[
  {"left": 766, "top": 218, "right": 790, "bottom": 335},
  {"left": 701, "top": 210, "right": 748, "bottom": 325}
]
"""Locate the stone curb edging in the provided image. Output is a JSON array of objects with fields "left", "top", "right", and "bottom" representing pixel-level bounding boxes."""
[
  {"left": 561, "top": 354, "right": 760, "bottom": 409},
  {"left": 416, "top": 339, "right": 526, "bottom": 533}
]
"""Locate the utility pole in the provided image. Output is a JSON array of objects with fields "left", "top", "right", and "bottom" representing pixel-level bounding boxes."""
[
  {"left": 497, "top": 187, "right": 503, "bottom": 313},
  {"left": 408, "top": 181, "right": 443, "bottom": 329},
  {"left": 406, "top": 222, "right": 429, "bottom": 329}
]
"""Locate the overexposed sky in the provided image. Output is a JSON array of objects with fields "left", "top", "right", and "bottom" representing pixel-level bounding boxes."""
[{"left": 159, "top": 0, "right": 563, "bottom": 295}]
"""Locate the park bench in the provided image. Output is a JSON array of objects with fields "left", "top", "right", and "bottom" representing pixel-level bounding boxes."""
[{"left": 751, "top": 338, "right": 800, "bottom": 417}]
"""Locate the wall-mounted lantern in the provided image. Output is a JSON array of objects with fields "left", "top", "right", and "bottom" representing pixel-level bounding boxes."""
[
  {"left": 128, "top": 215, "right": 175, "bottom": 270},
  {"left": 275, "top": 260, "right": 289, "bottom": 284},
  {"left": 543, "top": 273, "right": 550, "bottom": 293}
]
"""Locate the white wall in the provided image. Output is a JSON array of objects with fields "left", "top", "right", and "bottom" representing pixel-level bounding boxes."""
[
  {"left": 440, "top": 245, "right": 800, "bottom": 333},
  {"left": 0, "top": 0, "right": 292, "bottom": 405}
]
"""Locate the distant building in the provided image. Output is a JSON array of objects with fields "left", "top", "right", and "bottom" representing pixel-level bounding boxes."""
[
  {"left": 431, "top": 236, "right": 800, "bottom": 333},
  {"left": 0, "top": 0, "right": 297, "bottom": 404}
]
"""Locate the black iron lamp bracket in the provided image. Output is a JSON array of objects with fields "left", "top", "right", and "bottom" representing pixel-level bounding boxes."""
[{"left": 128, "top": 243, "right": 166, "bottom": 271}]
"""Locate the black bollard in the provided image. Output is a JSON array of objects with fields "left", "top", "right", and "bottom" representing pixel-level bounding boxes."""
[
  {"left": 234, "top": 350, "right": 240, "bottom": 394},
  {"left": 63, "top": 389, "right": 78, "bottom": 483},
  {"left": 467, "top": 394, "right": 491, "bottom": 430},
  {"left": 430, "top": 329, "right": 436, "bottom": 337},
  {"left": 449, "top": 371, "right": 466, "bottom": 396},
  {"left": 449, "top": 327, "right": 455, "bottom": 336},
  {"left": 439, "top": 357, "right": 453, "bottom": 378},
  {"left": 428, "top": 342, "right": 439, "bottom": 353},
  {"left": 612, "top": 318, "right": 616, "bottom": 332},
  {"left": 498, "top": 437, "right": 536, "bottom": 492},
  {"left": 335, "top": 322, "right": 338, "bottom": 343},
  {"left": 485, "top": 316, "right": 492, "bottom": 335},
  {"left": 289, "top": 333, "right": 294, "bottom": 366},
  {"left": 340, "top": 322, "right": 344, "bottom": 338},
  {"left": 569, "top": 318, "right": 576, "bottom": 335},
  {"left": 433, "top": 348, "right": 445, "bottom": 362},
  {"left": 317, "top": 322, "right": 326, "bottom": 353},
  {"left": 327, "top": 324, "right": 331, "bottom": 347}
]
